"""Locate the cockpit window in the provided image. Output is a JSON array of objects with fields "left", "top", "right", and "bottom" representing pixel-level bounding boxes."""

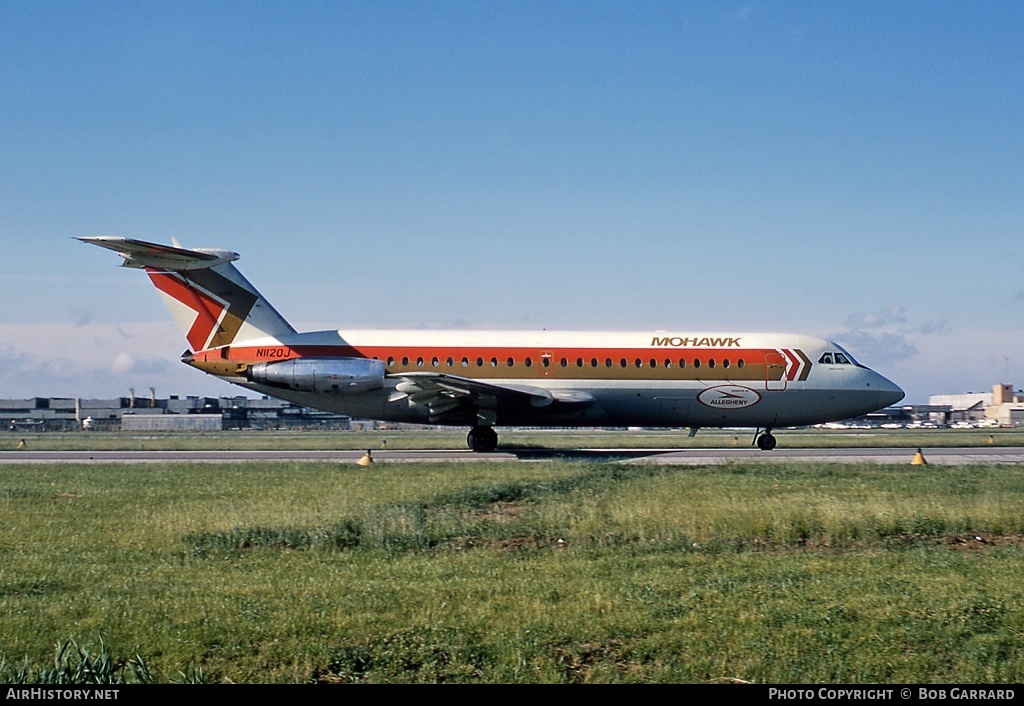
[{"left": 819, "top": 351, "right": 855, "bottom": 365}]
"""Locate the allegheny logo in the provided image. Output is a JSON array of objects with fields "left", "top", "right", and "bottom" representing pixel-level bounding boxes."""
[
  {"left": 651, "top": 336, "right": 742, "bottom": 347},
  {"left": 697, "top": 385, "right": 761, "bottom": 409}
]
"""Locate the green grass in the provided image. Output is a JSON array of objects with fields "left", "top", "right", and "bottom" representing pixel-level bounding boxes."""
[
  {"left": 2, "top": 460, "right": 1024, "bottom": 682},
  {"left": 3, "top": 426, "right": 1024, "bottom": 451}
]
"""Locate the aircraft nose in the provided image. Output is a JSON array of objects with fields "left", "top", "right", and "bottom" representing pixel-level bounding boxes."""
[{"left": 876, "top": 374, "right": 905, "bottom": 408}]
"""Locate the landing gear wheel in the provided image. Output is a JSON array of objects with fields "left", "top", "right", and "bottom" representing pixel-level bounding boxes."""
[
  {"left": 756, "top": 432, "right": 777, "bottom": 451},
  {"left": 467, "top": 426, "right": 498, "bottom": 453}
]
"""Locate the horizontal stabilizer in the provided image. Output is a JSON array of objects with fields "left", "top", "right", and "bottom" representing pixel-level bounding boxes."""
[{"left": 76, "top": 236, "right": 238, "bottom": 271}]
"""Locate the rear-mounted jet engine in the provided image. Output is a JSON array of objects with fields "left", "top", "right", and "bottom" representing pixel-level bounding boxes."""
[{"left": 248, "top": 357, "right": 385, "bottom": 394}]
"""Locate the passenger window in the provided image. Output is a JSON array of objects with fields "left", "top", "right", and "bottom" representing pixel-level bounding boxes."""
[
  {"left": 525, "top": 358, "right": 533, "bottom": 367},
  {"left": 694, "top": 359, "right": 701, "bottom": 369},
  {"left": 708, "top": 359, "right": 716, "bottom": 369},
  {"left": 507, "top": 357, "right": 515, "bottom": 367},
  {"left": 401, "top": 357, "right": 409, "bottom": 366},
  {"left": 819, "top": 353, "right": 834, "bottom": 364},
  {"left": 446, "top": 357, "right": 454, "bottom": 367}
]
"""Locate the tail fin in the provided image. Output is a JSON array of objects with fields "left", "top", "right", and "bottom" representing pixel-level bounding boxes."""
[{"left": 79, "top": 236, "right": 296, "bottom": 351}]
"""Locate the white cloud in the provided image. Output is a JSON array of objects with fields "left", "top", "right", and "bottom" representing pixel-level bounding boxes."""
[
  {"left": 111, "top": 351, "right": 135, "bottom": 374},
  {"left": 0, "top": 321, "right": 231, "bottom": 399},
  {"left": 884, "top": 327, "right": 1024, "bottom": 402},
  {"left": 829, "top": 307, "right": 1024, "bottom": 403},
  {"left": 838, "top": 330, "right": 917, "bottom": 365},
  {"left": 834, "top": 306, "right": 950, "bottom": 367},
  {"left": 844, "top": 306, "right": 907, "bottom": 330}
]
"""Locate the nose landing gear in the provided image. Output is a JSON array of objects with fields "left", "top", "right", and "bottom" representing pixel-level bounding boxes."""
[{"left": 467, "top": 426, "right": 498, "bottom": 453}]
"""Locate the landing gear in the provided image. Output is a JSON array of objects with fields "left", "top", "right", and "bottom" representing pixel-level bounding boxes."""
[
  {"left": 755, "top": 429, "right": 777, "bottom": 452},
  {"left": 467, "top": 426, "right": 498, "bottom": 453}
]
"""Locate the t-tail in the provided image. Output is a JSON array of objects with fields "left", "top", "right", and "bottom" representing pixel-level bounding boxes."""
[{"left": 78, "top": 237, "right": 296, "bottom": 352}]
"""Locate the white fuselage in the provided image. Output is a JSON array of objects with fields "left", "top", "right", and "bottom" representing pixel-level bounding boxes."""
[{"left": 196, "top": 329, "right": 905, "bottom": 429}]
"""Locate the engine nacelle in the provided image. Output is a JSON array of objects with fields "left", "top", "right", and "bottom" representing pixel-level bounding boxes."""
[{"left": 248, "top": 357, "right": 385, "bottom": 394}]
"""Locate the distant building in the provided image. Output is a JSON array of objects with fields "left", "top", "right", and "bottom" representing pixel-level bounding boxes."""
[
  {"left": 927, "top": 391, "right": 993, "bottom": 410},
  {"left": 986, "top": 384, "right": 1024, "bottom": 427},
  {"left": 1, "top": 395, "right": 357, "bottom": 432},
  {"left": 121, "top": 414, "right": 223, "bottom": 432},
  {"left": 927, "top": 384, "right": 1024, "bottom": 427}
]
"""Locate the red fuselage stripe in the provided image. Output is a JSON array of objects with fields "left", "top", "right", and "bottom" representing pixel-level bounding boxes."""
[{"left": 223, "top": 344, "right": 778, "bottom": 363}]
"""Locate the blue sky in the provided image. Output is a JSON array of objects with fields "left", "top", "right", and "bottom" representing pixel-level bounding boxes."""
[{"left": 1, "top": 1, "right": 1022, "bottom": 403}]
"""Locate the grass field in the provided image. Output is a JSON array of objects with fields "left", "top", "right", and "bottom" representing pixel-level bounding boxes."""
[
  {"left": 2, "top": 459, "right": 1024, "bottom": 683},
  {"left": 3, "top": 427, "right": 1024, "bottom": 451}
]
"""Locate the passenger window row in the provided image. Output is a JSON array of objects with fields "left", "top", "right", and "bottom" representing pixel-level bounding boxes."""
[{"left": 378, "top": 356, "right": 748, "bottom": 371}]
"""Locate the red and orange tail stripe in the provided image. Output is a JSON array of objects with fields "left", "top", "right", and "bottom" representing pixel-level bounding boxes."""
[
  {"left": 146, "top": 267, "right": 258, "bottom": 350},
  {"left": 148, "top": 270, "right": 227, "bottom": 351}
]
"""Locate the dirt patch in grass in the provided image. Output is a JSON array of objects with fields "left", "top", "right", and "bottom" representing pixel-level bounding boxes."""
[
  {"left": 555, "top": 639, "right": 630, "bottom": 683},
  {"left": 740, "top": 532, "right": 1024, "bottom": 553},
  {"left": 941, "top": 533, "right": 1024, "bottom": 552},
  {"left": 441, "top": 534, "right": 568, "bottom": 553}
]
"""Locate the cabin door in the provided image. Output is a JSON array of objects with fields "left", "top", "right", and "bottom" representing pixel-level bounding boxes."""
[{"left": 765, "top": 351, "right": 787, "bottom": 391}]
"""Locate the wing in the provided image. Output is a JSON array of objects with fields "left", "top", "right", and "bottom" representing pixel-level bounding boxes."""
[{"left": 389, "top": 372, "right": 594, "bottom": 425}]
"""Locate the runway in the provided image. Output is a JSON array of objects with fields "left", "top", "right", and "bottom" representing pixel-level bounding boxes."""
[{"left": 3, "top": 447, "right": 1024, "bottom": 464}]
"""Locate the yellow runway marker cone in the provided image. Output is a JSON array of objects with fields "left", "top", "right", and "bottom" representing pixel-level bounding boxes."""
[
  {"left": 357, "top": 450, "right": 374, "bottom": 467},
  {"left": 911, "top": 448, "right": 927, "bottom": 465}
]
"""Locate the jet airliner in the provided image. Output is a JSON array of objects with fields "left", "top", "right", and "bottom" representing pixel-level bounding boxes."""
[{"left": 79, "top": 237, "right": 904, "bottom": 451}]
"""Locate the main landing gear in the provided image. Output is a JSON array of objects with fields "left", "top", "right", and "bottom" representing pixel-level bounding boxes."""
[
  {"left": 754, "top": 428, "right": 777, "bottom": 452},
  {"left": 467, "top": 426, "right": 498, "bottom": 453}
]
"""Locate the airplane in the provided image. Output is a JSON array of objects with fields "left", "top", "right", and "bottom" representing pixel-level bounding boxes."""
[{"left": 78, "top": 236, "right": 905, "bottom": 452}]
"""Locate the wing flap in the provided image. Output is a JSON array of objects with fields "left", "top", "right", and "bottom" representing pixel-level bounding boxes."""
[
  {"left": 393, "top": 372, "right": 552, "bottom": 405},
  {"left": 390, "top": 372, "right": 593, "bottom": 423}
]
